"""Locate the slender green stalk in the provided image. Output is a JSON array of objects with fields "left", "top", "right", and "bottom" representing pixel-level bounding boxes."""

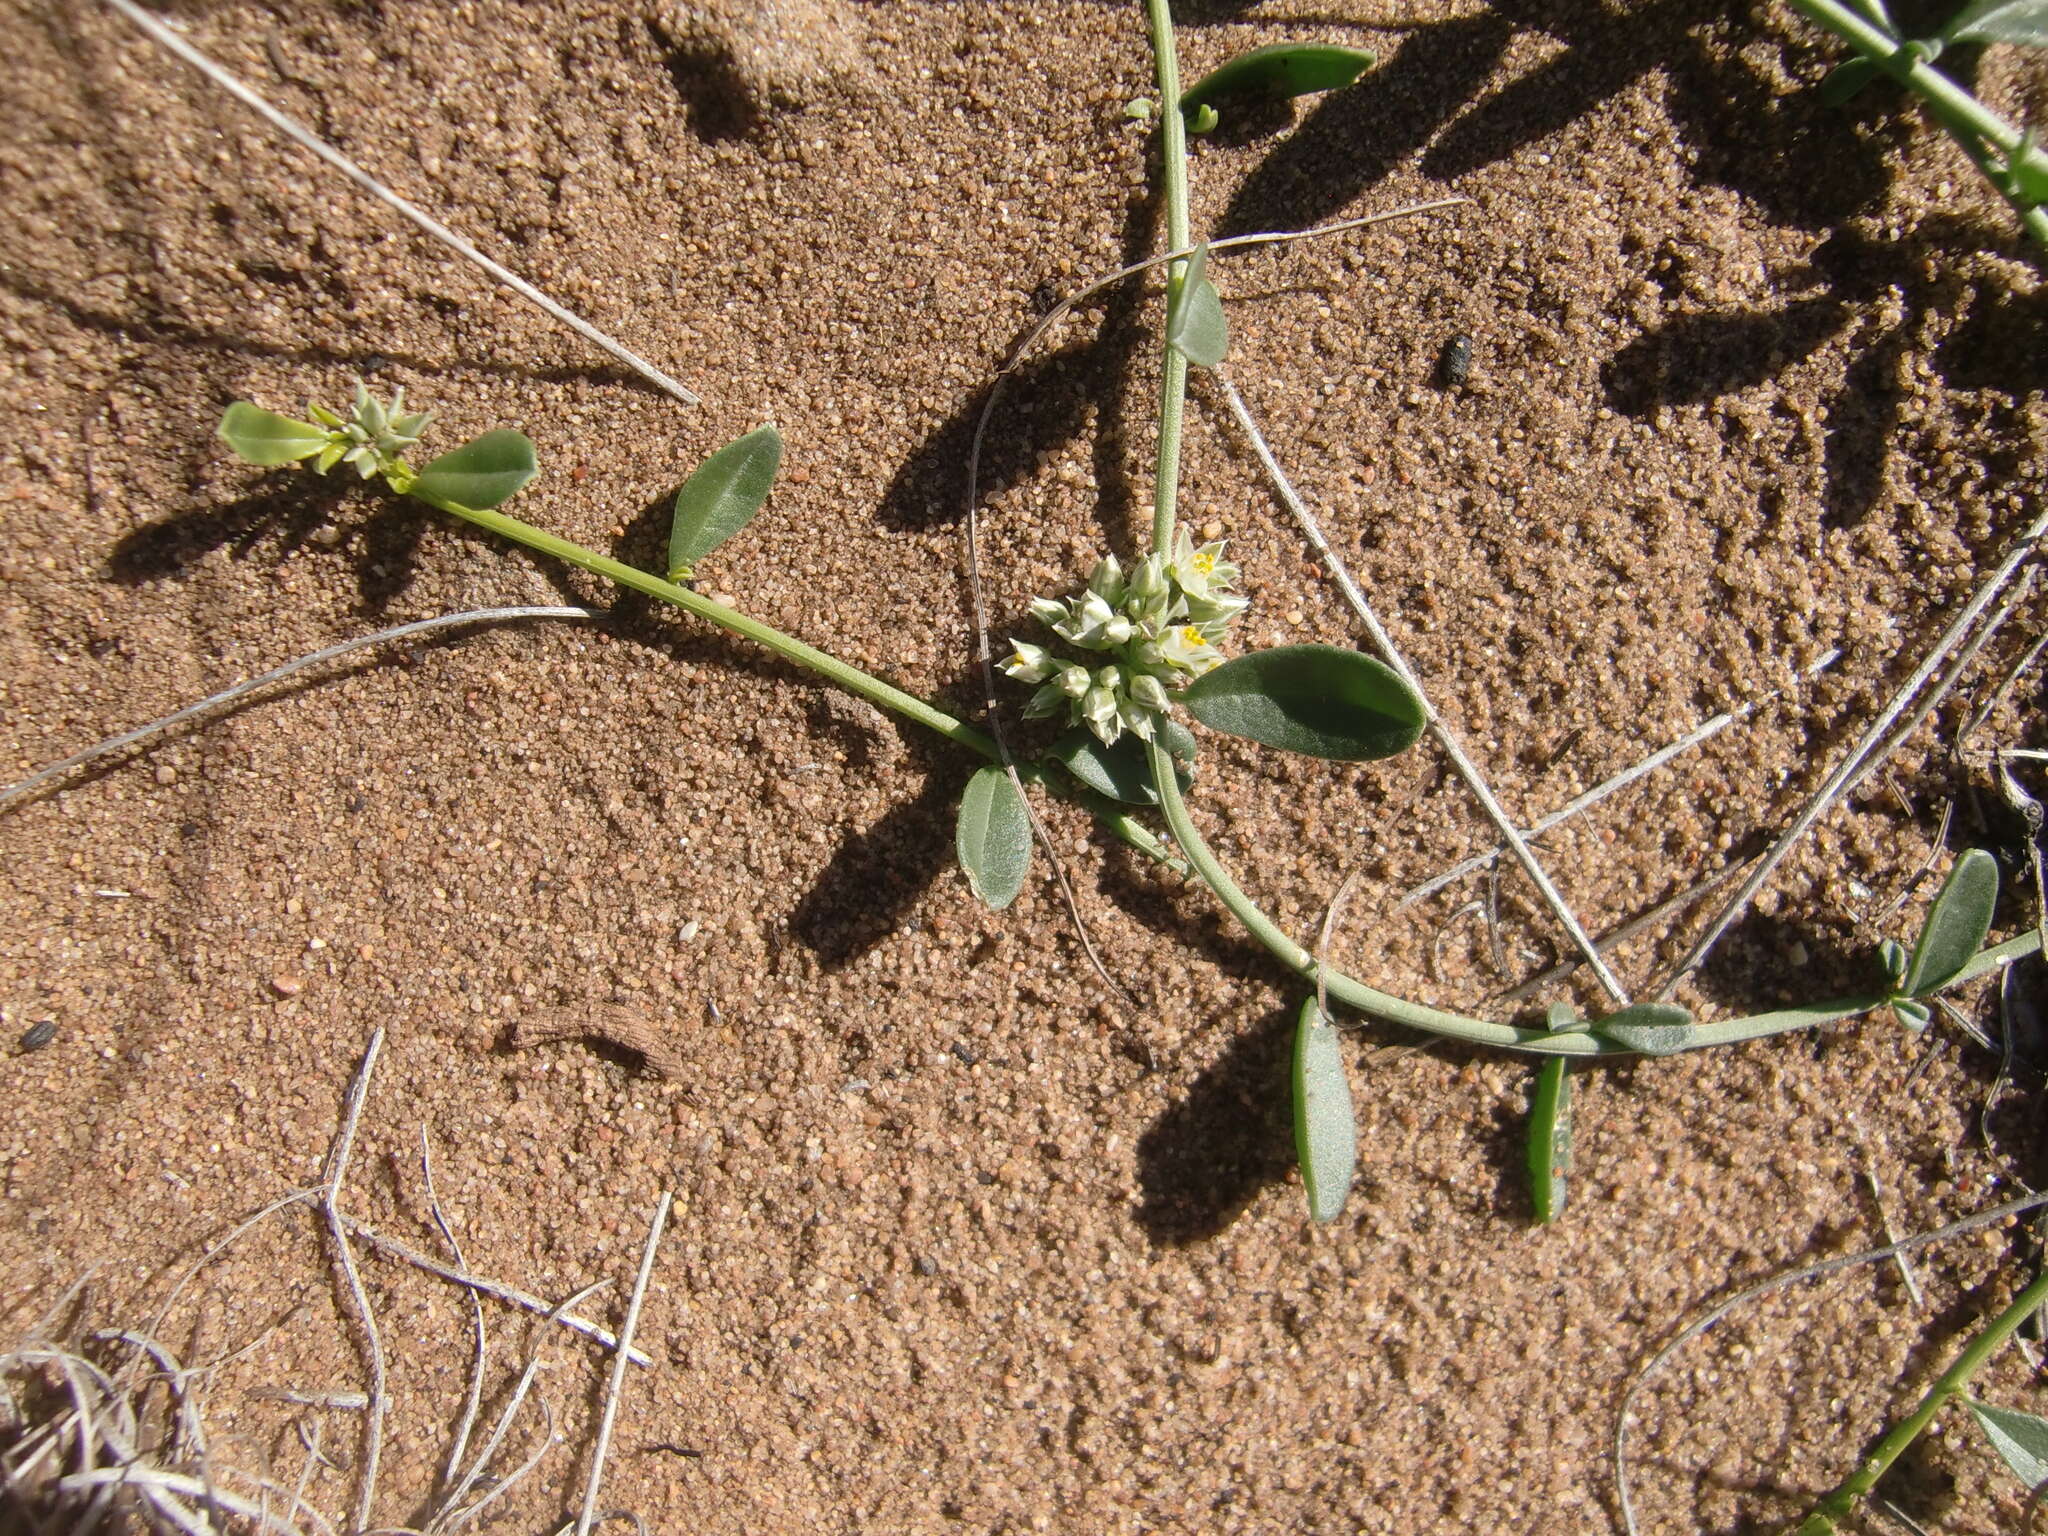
[
  {"left": 1146, "top": 0, "right": 1192, "bottom": 553},
  {"left": 413, "top": 489, "right": 993, "bottom": 752},
  {"left": 1788, "top": 0, "right": 2048, "bottom": 251},
  {"left": 408, "top": 488, "right": 1182, "bottom": 868},
  {"left": 1129, "top": 0, "right": 2046, "bottom": 1055},
  {"left": 1792, "top": 1261, "right": 2048, "bottom": 1533}
]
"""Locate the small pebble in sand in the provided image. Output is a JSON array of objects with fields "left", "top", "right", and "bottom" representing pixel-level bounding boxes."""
[
  {"left": 271, "top": 974, "right": 305, "bottom": 998},
  {"left": 154, "top": 764, "right": 177, "bottom": 785},
  {"left": 1438, "top": 332, "right": 1474, "bottom": 388},
  {"left": 19, "top": 1019, "right": 57, "bottom": 1052}
]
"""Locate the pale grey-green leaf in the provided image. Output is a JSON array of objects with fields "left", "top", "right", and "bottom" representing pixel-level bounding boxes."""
[
  {"left": 410, "top": 430, "right": 538, "bottom": 510},
  {"left": 1167, "top": 243, "right": 1228, "bottom": 369},
  {"left": 1904, "top": 848, "right": 1999, "bottom": 997},
  {"left": 1967, "top": 1397, "right": 2048, "bottom": 1491},
  {"left": 1944, "top": 0, "right": 2048, "bottom": 45},
  {"left": 955, "top": 766, "right": 1031, "bottom": 910},
  {"left": 1182, "top": 645, "right": 1425, "bottom": 760},
  {"left": 1293, "top": 996, "right": 1356, "bottom": 1224},
  {"left": 1593, "top": 1003, "right": 1697, "bottom": 1057}
]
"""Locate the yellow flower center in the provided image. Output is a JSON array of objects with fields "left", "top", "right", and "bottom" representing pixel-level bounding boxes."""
[
  {"left": 1192, "top": 552, "right": 1216, "bottom": 576},
  {"left": 1180, "top": 626, "right": 1205, "bottom": 646}
]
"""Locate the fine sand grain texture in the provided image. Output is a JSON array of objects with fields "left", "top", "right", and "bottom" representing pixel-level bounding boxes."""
[{"left": 5, "top": 1, "right": 2048, "bottom": 1531}]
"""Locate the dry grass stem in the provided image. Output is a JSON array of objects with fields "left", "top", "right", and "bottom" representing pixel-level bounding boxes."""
[
  {"left": 1500, "top": 847, "right": 1758, "bottom": 1001},
  {"left": 320, "top": 1030, "right": 388, "bottom": 1535},
  {"left": 1212, "top": 371, "right": 1631, "bottom": 1005},
  {"left": 0, "top": 607, "right": 598, "bottom": 814},
  {"left": 99, "top": 0, "right": 700, "bottom": 405},
  {"left": 1397, "top": 653, "right": 1841, "bottom": 909},
  {"left": 572, "top": 1192, "right": 670, "bottom": 1536},
  {"left": 1654, "top": 515, "right": 2047, "bottom": 996},
  {"left": 1612, "top": 1188, "right": 2048, "bottom": 1536},
  {"left": 419, "top": 1130, "right": 488, "bottom": 1497},
  {"left": 338, "top": 1218, "right": 653, "bottom": 1366}
]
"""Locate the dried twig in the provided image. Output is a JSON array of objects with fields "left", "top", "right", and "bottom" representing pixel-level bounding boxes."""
[
  {"left": 573, "top": 1193, "right": 669, "bottom": 1536},
  {"left": 1213, "top": 371, "right": 1629, "bottom": 1005},
  {"left": 1654, "top": 518, "right": 2046, "bottom": 996},
  {"left": 507, "top": 1005, "right": 689, "bottom": 1081},
  {"left": 337, "top": 1217, "right": 652, "bottom": 1367},
  {"left": 1, "top": 607, "right": 598, "bottom": 814},
  {"left": 100, "top": 0, "right": 700, "bottom": 406}
]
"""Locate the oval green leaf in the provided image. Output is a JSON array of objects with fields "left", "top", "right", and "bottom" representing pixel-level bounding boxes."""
[
  {"left": 1293, "top": 996, "right": 1356, "bottom": 1224},
  {"left": 1049, "top": 719, "right": 1196, "bottom": 806},
  {"left": 1182, "top": 644, "right": 1425, "bottom": 761},
  {"left": 1592, "top": 1002, "right": 1697, "bottom": 1057},
  {"left": 669, "top": 425, "right": 783, "bottom": 580},
  {"left": 219, "top": 402, "right": 330, "bottom": 466},
  {"left": 1967, "top": 1397, "right": 2048, "bottom": 1491},
  {"left": 956, "top": 765, "right": 1031, "bottom": 910},
  {"left": 1943, "top": 0, "right": 2048, "bottom": 45},
  {"left": 410, "top": 430, "right": 538, "bottom": 510},
  {"left": 1818, "top": 55, "right": 1879, "bottom": 106},
  {"left": 1893, "top": 997, "right": 1933, "bottom": 1032},
  {"left": 1526, "top": 1056, "right": 1572, "bottom": 1224},
  {"left": 1180, "top": 42, "right": 1377, "bottom": 112},
  {"left": 1167, "top": 243, "right": 1227, "bottom": 369},
  {"left": 1904, "top": 847, "right": 1999, "bottom": 997}
]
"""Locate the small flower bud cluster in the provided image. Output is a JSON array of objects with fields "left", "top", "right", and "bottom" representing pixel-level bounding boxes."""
[
  {"left": 307, "top": 384, "right": 432, "bottom": 479},
  {"left": 1004, "top": 530, "right": 1247, "bottom": 746}
]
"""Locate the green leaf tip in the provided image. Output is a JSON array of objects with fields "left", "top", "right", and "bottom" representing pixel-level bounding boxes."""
[
  {"left": 1967, "top": 1397, "right": 2048, "bottom": 1491},
  {"left": 669, "top": 424, "right": 783, "bottom": 581},
  {"left": 1180, "top": 42, "right": 1377, "bottom": 114},
  {"left": 1166, "top": 242, "right": 1228, "bottom": 369},
  {"left": 1527, "top": 1055, "right": 1572, "bottom": 1224},
  {"left": 1942, "top": 0, "right": 2048, "bottom": 47},
  {"left": 956, "top": 765, "right": 1031, "bottom": 910},
  {"left": 1293, "top": 997, "right": 1356, "bottom": 1224},
  {"left": 1182, "top": 644, "right": 1425, "bottom": 761},
  {"left": 219, "top": 402, "right": 329, "bottom": 466},
  {"left": 1903, "top": 847, "right": 1998, "bottom": 998},
  {"left": 410, "top": 430, "right": 538, "bottom": 510}
]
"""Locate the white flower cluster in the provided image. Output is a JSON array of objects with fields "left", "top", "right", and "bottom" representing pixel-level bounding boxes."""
[
  {"left": 308, "top": 384, "right": 432, "bottom": 479},
  {"left": 1004, "top": 530, "right": 1247, "bottom": 745}
]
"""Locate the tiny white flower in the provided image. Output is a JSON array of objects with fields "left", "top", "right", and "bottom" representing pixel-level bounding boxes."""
[
  {"left": 1184, "top": 589, "right": 1248, "bottom": 628},
  {"left": 1117, "top": 689, "right": 1157, "bottom": 741},
  {"left": 1025, "top": 681, "right": 1068, "bottom": 719},
  {"left": 1055, "top": 664, "right": 1091, "bottom": 698},
  {"left": 1029, "top": 595, "right": 1071, "bottom": 630},
  {"left": 1169, "top": 528, "right": 1240, "bottom": 603},
  {"left": 1156, "top": 623, "right": 1222, "bottom": 676},
  {"left": 1004, "top": 640, "right": 1057, "bottom": 683}
]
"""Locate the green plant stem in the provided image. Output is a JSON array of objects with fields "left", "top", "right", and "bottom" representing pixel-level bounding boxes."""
[
  {"left": 1788, "top": 0, "right": 2048, "bottom": 251},
  {"left": 1792, "top": 1259, "right": 2048, "bottom": 1533},
  {"left": 406, "top": 487, "right": 1181, "bottom": 868},
  {"left": 1146, "top": 0, "right": 1191, "bottom": 553},
  {"left": 1130, "top": 0, "right": 2048, "bottom": 1056},
  {"left": 415, "top": 488, "right": 994, "bottom": 751}
]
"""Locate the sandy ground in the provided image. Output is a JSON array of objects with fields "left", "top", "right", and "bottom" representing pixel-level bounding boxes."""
[{"left": 5, "top": 1, "right": 2048, "bottom": 1531}]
